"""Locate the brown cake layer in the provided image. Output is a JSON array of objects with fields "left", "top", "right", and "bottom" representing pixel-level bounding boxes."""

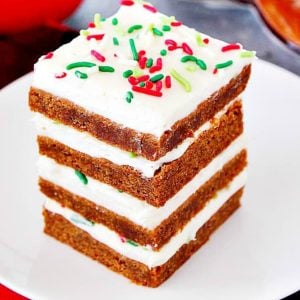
[
  {"left": 38, "top": 100, "right": 243, "bottom": 207},
  {"left": 29, "top": 65, "right": 250, "bottom": 161},
  {"left": 43, "top": 188, "right": 242, "bottom": 287},
  {"left": 40, "top": 149, "right": 246, "bottom": 250}
]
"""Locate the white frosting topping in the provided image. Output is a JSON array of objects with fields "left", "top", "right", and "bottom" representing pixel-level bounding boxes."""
[
  {"left": 44, "top": 169, "right": 246, "bottom": 268},
  {"left": 34, "top": 99, "right": 238, "bottom": 177},
  {"left": 38, "top": 134, "right": 245, "bottom": 229},
  {"left": 32, "top": 1, "right": 254, "bottom": 137}
]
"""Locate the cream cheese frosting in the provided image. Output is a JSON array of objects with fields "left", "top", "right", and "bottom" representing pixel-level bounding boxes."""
[
  {"left": 38, "top": 134, "right": 245, "bottom": 229},
  {"left": 32, "top": 1, "right": 254, "bottom": 137},
  {"left": 34, "top": 99, "right": 239, "bottom": 177},
  {"left": 44, "top": 169, "right": 246, "bottom": 268}
]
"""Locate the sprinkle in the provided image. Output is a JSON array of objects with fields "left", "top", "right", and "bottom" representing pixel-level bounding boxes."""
[
  {"left": 129, "top": 38, "right": 138, "bottom": 61},
  {"left": 138, "top": 50, "right": 146, "bottom": 59},
  {"left": 120, "top": 0, "right": 134, "bottom": 5},
  {"left": 91, "top": 50, "right": 106, "bottom": 62},
  {"left": 196, "top": 59, "right": 207, "bottom": 70},
  {"left": 171, "top": 21, "right": 182, "bottom": 27},
  {"left": 222, "top": 44, "right": 241, "bottom": 52},
  {"left": 70, "top": 214, "right": 94, "bottom": 227},
  {"left": 162, "top": 25, "right": 171, "bottom": 31},
  {"left": 215, "top": 60, "right": 233, "bottom": 69},
  {"left": 170, "top": 69, "right": 191, "bottom": 92},
  {"left": 182, "top": 43, "right": 193, "bottom": 55},
  {"left": 55, "top": 72, "right": 67, "bottom": 79},
  {"left": 152, "top": 27, "right": 163, "bottom": 36},
  {"left": 203, "top": 38, "right": 209, "bottom": 44},
  {"left": 160, "top": 49, "right": 167, "bottom": 56},
  {"left": 66, "top": 62, "right": 96, "bottom": 70},
  {"left": 145, "top": 81, "right": 153, "bottom": 89},
  {"left": 123, "top": 70, "right": 133, "bottom": 78},
  {"left": 240, "top": 50, "right": 255, "bottom": 58},
  {"left": 165, "top": 75, "right": 171, "bottom": 88},
  {"left": 80, "top": 29, "right": 90, "bottom": 36},
  {"left": 127, "top": 240, "right": 138, "bottom": 247},
  {"left": 75, "top": 170, "right": 88, "bottom": 184},
  {"left": 128, "top": 76, "right": 139, "bottom": 85},
  {"left": 137, "top": 74, "right": 150, "bottom": 83},
  {"left": 101, "top": 17, "right": 106, "bottom": 21},
  {"left": 128, "top": 24, "right": 143, "bottom": 33},
  {"left": 156, "top": 80, "right": 163, "bottom": 92},
  {"left": 213, "top": 68, "right": 218, "bottom": 74},
  {"left": 125, "top": 91, "right": 134, "bottom": 103},
  {"left": 139, "top": 82, "right": 146, "bottom": 87},
  {"left": 113, "top": 37, "right": 119, "bottom": 45},
  {"left": 86, "top": 34, "right": 105, "bottom": 41},
  {"left": 138, "top": 57, "right": 147, "bottom": 69},
  {"left": 44, "top": 52, "right": 53, "bottom": 59},
  {"left": 196, "top": 33, "right": 204, "bottom": 46},
  {"left": 98, "top": 66, "right": 115, "bottom": 72},
  {"left": 150, "top": 74, "right": 164, "bottom": 82},
  {"left": 120, "top": 235, "right": 126, "bottom": 243},
  {"left": 112, "top": 17, "right": 118, "bottom": 25},
  {"left": 118, "top": 190, "right": 124, "bottom": 193},
  {"left": 132, "top": 86, "right": 162, "bottom": 97},
  {"left": 129, "top": 151, "right": 138, "bottom": 158},
  {"left": 75, "top": 70, "right": 88, "bottom": 79},
  {"left": 88, "top": 22, "right": 95, "bottom": 28},
  {"left": 143, "top": 4, "right": 157, "bottom": 13},
  {"left": 149, "top": 58, "right": 163, "bottom": 73},
  {"left": 146, "top": 58, "right": 153, "bottom": 68},
  {"left": 165, "top": 39, "right": 179, "bottom": 51},
  {"left": 181, "top": 55, "right": 197, "bottom": 63},
  {"left": 94, "top": 13, "right": 101, "bottom": 28}
]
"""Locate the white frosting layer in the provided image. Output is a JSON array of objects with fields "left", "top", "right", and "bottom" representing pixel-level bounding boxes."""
[
  {"left": 44, "top": 169, "right": 246, "bottom": 268},
  {"left": 32, "top": 2, "right": 254, "bottom": 137},
  {"left": 38, "top": 134, "right": 245, "bottom": 229},
  {"left": 34, "top": 99, "right": 237, "bottom": 177}
]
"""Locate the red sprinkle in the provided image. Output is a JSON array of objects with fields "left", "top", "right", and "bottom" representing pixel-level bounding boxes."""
[
  {"left": 221, "top": 44, "right": 241, "bottom": 52},
  {"left": 182, "top": 42, "right": 193, "bottom": 55},
  {"left": 171, "top": 21, "right": 182, "bottom": 27},
  {"left": 146, "top": 81, "right": 154, "bottom": 89},
  {"left": 44, "top": 52, "right": 53, "bottom": 59},
  {"left": 132, "top": 85, "right": 162, "bottom": 97},
  {"left": 128, "top": 76, "right": 139, "bottom": 85},
  {"left": 165, "top": 75, "right": 171, "bottom": 88},
  {"left": 120, "top": 0, "right": 134, "bottom": 6},
  {"left": 91, "top": 50, "right": 106, "bottom": 62},
  {"left": 156, "top": 57, "right": 162, "bottom": 68},
  {"left": 165, "top": 39, "right": 178, "bottom": 51},
  {"left": 156, "top": 80, "right": 163, "bottom": 92},
  {"left": 138, "top": 50, "right": 146, "bottom": 59},
  {"left": 213, "top": 68, "right": 218, "bottom": 74},
  {"left": 88, "top": 22, "right": 95, "bottom": 28},
  {"left": 137, "top": 74, "right": 150, "bottom": 83},
  {"left": 55, "top": 72, "right": 67, "bottom": 79},
  {"left": 143, "top": 4, "right": 157, "bottom": 13},
  {"left": 120, "top": 236, "right": 126, "bottom": 243},
  {"left": 203, "top": 38, "right": 210, "bottom": 44},
  {"left": 86, "top": 34, "right": 105, "bottom": 41},
  {"left": 139, "top": 57, "right": 147, "bottom": 69},
  {"left": 149, "top": 58, "right": 163, "bottom": 73}
]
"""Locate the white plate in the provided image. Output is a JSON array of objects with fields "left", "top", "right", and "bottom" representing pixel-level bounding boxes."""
[{"left": 0, "top": 60, "right": 299, "bottom": 300}]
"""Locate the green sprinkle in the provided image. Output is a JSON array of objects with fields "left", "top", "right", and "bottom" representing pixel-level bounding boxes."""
[
  {"left": 240, "top": 51, "right": 255, "bottom": 58},
  {"left": 125, "top": 91, "right": 134, "bottom": 103},
  {"left": 162, "top": 25, "right": 171, "bottom": 31},
  {"left": 118, "top": 189, "right": 124, "bottom": 193},
  {"left": 75, "top": 170, "right": 88, "bottom": 184},
  {"left": 74, "top": 70, "right": 88, "bottom": 79},
  {"left": 66, "top": 62, "right": 96, "bottom": 70},
  {"left": 139, "top": 82, "right": 146, "bottom": 87},
  {"left": 181, "top": 55, "right": 197, "bottom": 63},
  {"left": 160, "top": 49, "right": 167, "bottom": 56},
  {"left": 196, "top": 33, "right": 204, "bottom": 46},
  {"left": 112, "top": 17, "right": 118, "bottom": 26},
  {"left": 146, "top": 58, "right": 153, "bottom": 68},
  {"left": 101, "top": 17, "right": 106, "bottom": 21},
  {"left": 170, "top": 69, "right": 192, "bottom": 92},
  {"left": 98, "top": 66, "right": 115, "bottom": 72},
  {"left": 113, "top": 37, "right": 119, "bottom": 46},
  {"left": 132, "top": 67, "right": 143, "bottom": 77},
  {"left": 186, "top": 65, "right": 197, "bottom": 72},
  {"left": 80, "top": 29, "right": 89, "bottom": 36},
  {"left": 196, "top": 59, "right": 207, "bottom": 70},
  {"left": 123, "top": 70, "right": 133, "bottom": 78},
  {"left": 128, "top": 24, "right": 143, "bottom": 33},
  {"left": 94, "top": 13, "right": 102, "bottom": 28},
  {"left": 152, "top": 28, "right": 163, "bottom": 36},
  {"left": 129, "top": 38, "right": 138, "bottom": 61},
  {"left": 150, "top": 74, "right": 164, "bottom": 82},
  {"left": 70, "top": 214, "right": 94, "bottom": 227},
  {"left": 129, "top": 151, "right": 138, "bottom": 158},
  {"left": 216, "top": 60, "right": 233, "bottom": 69},
  {"left": 127, "top": 240, "right": 138, "bottom": 247}
]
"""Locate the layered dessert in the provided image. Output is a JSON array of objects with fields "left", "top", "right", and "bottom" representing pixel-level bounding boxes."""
[{"left": 29, "top": 0, "right": 255, "bottom": 287}]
